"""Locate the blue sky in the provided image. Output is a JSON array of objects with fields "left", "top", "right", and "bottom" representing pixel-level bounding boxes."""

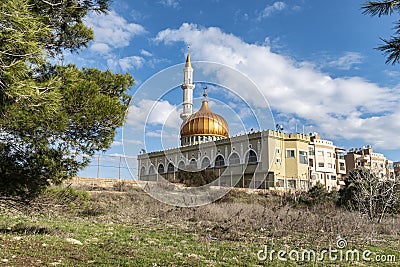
[{"left": 69, "top": 0, "right": 400, "bottom": 179}]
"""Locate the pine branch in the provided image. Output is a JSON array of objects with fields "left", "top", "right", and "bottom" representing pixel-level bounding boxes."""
[
  {"left": 377, "top": 37, "right": 400, "bottom": 64},
  {"left": 362, "top": 0, "right": 400, "bottom": 17}
]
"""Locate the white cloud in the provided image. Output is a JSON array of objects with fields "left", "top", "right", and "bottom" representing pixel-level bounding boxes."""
[
  {"left": 105, "top": 55, "right": 145, "bottom": 71},
  {"left": 159, "top": 0, "right": 180, "bottom": 9},
  {"left": 140, "top": 49, "right": 153, "bottom": 57},
  {"left": 258, "top": 2, "right": 287, "bottom": 19},
  {"left": 155, "top": 23, "right": 400, "bottom": 150},
  {"left": 119, "top": 56, "right": 145, "bottom": 71},
  {"left": 127, "top": 99, "right": 181, "bottom": 129},
  {"left": 83, "top": 10, "right": 148, "bottom": 72},
  {"left": 111, "top": 140, "right": 123, "bottom": 147},
  {"left": 90, "top": 43, "right": 111, "bottom": 54},
  {"left": 125, "top": 139, "right": 144, "bottom": 145},
  {"left": 85, "top": 10, "right": 146, "bottom": 50},
  {"left": 384, "top": 70, "right": 400, "bottom": 77},
  {"left": 329, "top": 52, "right": 363, "bottom": 70},
  {"left": 123, "top": 99, "right": 181, "bottom": 151}
]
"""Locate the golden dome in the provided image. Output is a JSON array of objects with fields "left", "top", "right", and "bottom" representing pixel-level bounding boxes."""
[{"left": 180, "top": 91, "right": 229, "bottom": 139}]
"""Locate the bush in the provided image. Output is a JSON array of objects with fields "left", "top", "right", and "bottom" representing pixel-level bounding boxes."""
[
  {"left": 35, "top": 186, "right": 90, "bottom": 210},
  {"left": 176, "top": 169, "right": 218, "bottom": 187},
  {"left": 298, "top": 183, "right": 338, "bottom": 206},
  {"left": 113, "top": 181, "right": 134, "bottom": 192},
  {"left": 338, "top": 168, "right": 400, "bottom": 223}
]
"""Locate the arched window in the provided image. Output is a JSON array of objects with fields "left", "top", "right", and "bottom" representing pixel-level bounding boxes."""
[
  {"left": 178, "top": 161, "right": 185, "bottom": 170},
  {"left": 229, "top": 153, "right": 240, "bottom": 165},
  {"left": 158, "top": 164, "right": 165, "bottom": 174},
  {"left": 149, "top": 165, "right": 155, "bottom": 175},
  {"left": 140, "top": 166, "right": 146, "bottom": 176},
  {"left": 246, "top": 150, "right": 258, "bottom": 163},
  {"left": 215, "top": 155, "right": 225, "bottom": 167},
  {"left": 201, "top": 157, "right": 211, "bottom": 169},
  {"left": 189, "top": 159, "right": 197, "bottom": 169},
  {"left": 167, "top": 163, "right": 175, "bottom": 173}
]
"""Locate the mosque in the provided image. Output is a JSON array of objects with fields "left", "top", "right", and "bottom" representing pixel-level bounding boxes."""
[{"left": 137, "top": 51, "right": 313, "bottom": 191}]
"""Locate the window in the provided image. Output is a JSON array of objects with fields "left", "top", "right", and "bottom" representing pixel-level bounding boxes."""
[
  {"left": 201, "top": 157, "right": 211, "bottom": 169},
  {"left": 327, "top": 152, "right": 332, "bottom": 158},
  {"left": 318, "top": 162, "right": 324, "bottom": 168},
  {"left": 140, "top": 166, "right": 146, "bottom": 176},
  {"left": 331, "top": 175, "right": 337, "bottom": 180},
  {"left": 178, "top": 161, "right": 185, "bottom": 170},
  {"left": 229, "top": 153, "right": 240, "bottom": 165},
  {"left": 317, "top": 151, "right": 324, "bottom": 156},
  {"left": 215, "top": 155, "right": 225, "bottom": 167},
  {"left": 340, "top": 162, "right": 345, "bottom": 171},
  {"left": 157, "top": 164, "right": 165, "bottom": 174},
  {"left": 276, "top": 158, "right": 281, "bottom": 163},
  {"left": 309, "top": 147, "right": 315, "bottom": 156},
  {"left": 300, "top": 180, "right": 308, "bottom": 190},
  {"left": 149, "top": 165, "right": 155, "bottom": 175},
  {"left": 286, "top": 149, "right": 296, "bottom": 158},
  {"left": 189, "top": 159, "right": 197, "bottom": 169},
  {"left": 276, "top": 148, "right": 281, "bottom": 154},
  {"left": 299, "top": 150, "right": 308, "bottom": 164},
  {"left": 309, "top": 158, "right": 314, "bottom": 167},
  {"left": 167, "top": 163, "right": 174, "bottom": 173},
  {"left": 247, "top": 150, "right": 258, "bottom": 163},
  {"left": 276, "top": 179, "right": 284, "bottom": 187},
  {"left": 287, "top": 180, "right": 296, "bottom": 189}
]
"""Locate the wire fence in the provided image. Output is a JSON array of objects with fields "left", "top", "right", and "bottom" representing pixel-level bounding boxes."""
[{"left": 77, "top": 154, "right": 137, "bottom": 180}]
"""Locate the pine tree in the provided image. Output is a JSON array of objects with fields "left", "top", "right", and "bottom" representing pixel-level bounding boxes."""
[
  {"left": 0, "top": 0, "right": 134, "bottom": 199},
  {"left": 362, "top": 1, "right": 400, "bottom": 64}
]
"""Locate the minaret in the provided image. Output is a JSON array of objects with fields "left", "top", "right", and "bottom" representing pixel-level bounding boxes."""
[{"left": 180, "top": 46, "right": 195, "bottom": 121}]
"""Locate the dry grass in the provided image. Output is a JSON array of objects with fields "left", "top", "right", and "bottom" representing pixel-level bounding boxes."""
[{"left": 0, "top": 185, "right": 399, "bottom": 266}]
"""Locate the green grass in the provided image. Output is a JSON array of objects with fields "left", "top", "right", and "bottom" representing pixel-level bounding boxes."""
[{"left": 0, "top": 188, "right": 399, "bottom": 266}]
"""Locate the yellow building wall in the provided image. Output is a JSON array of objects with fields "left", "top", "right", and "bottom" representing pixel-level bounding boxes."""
[{"left": 283, "top": 134, "right": 310, "bottom": 180}]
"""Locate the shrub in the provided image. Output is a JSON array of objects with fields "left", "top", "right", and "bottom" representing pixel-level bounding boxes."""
[
  {"left": 338, "top": 168, "right": 400, "bottom": 223},
  {"left": 35, "top": 186, "right": 90, "bottom": 211},
  {"left": 176, "top": 169, "right": 218, "bottom": 187},
  {"left": 298, "top": 183, "right": 338, "bottom": 206}
]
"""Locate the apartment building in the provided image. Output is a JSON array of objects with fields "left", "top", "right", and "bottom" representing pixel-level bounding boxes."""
[
  {"left": 394, "top": 161, "right": 400, "bottom": 179},
  {"left": 308, "top": 135, "right": 346, "bottom": 191},
  {"left": 345, "top": 146, "right": 391, "bottom": 179},
  {"left": 387, "top": 160, "right": 395, "bottom": 179},
  {"left": 269, "top": 131, "right": 311, "bottom": 191}
]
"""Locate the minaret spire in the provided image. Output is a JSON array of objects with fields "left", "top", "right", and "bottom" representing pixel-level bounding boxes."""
[
  {"left": 185, "top": 46, "right": 192, "bottom": 68},
  {"left": 180, "top": 46, "right": 195, "bottom": 121},
  {"left": 202, "top": 86, "right": 208, "bottom": 101}
]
